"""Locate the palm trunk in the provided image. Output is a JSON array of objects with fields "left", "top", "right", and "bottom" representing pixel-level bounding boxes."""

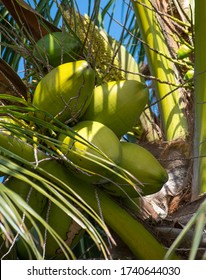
[{"left": 192, "top": 0, "right": 206, "bottom": 197}]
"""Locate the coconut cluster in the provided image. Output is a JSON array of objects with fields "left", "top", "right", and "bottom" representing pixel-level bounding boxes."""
[{"left": 32, "top": 59, "right": 168, "bottom": 198}]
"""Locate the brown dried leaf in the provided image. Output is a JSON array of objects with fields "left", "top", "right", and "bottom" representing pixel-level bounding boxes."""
[
  {"left": 1, "top": 0, "right": 60, "bottom": 41},
  {"left": 0, "top": 58, "right": 27, "bottom": 100}
]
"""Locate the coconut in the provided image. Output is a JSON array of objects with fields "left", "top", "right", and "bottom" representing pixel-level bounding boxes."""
[
  {"left": 177, "top": 44, "right": 193, "bottom": 59},
  {"left": 15, "top": 201, "right": 77, "bottom": 259},
  {"left": 4, "top": 177, "right": 47, "bottom": 229},
  {"left": 39, "top": 202, "right": 74, "bottom": 258},
  {"left": 102, "top": 142, "right": 168, "bottom": 197},
  {"left": 0, "top": 116, "right": 28, "bottom": 177},
  {"left": 32, "top": 60, "right": 95, "bottom": 123},
  {"left": 58, "top": 120, "right": 122, "bottom": 183},
  {"left": 33, "top": 32, "right": 82, "bottom": 67},
  {"left": 81, "top": 80, "right": 149, "bottom": 138}
]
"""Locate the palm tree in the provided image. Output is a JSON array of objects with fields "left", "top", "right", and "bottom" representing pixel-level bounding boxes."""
[{"left": 0, "top": 0, "right": 205, "bottom": 260}]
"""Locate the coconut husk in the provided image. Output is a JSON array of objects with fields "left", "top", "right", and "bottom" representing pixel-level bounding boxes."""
[{"left": 138, "top": 139, "right": 192, "bottom": 219}]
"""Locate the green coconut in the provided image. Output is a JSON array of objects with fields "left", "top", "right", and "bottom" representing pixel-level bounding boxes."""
[
  {"left": 183, "top": 69, "right": 194, "bottom": 81},
  {"left": 102, "top": 142, "right": 168, "bottom": 197},
  {"left": 39, "top": 202, "right": 73, "bottom": 259},
  {"left": 0, "top": 116, "right": 28, "bottom": 177},
  {"left": 177, "top": 44, "right": 193, "bottom": 59},
  {"left": 58, "top": 120, "right": 122, "bottom": 183},
  {"left": 32, "top": 60, "right": 95, "bottom": 123},
  {"left": 33, "top": 32, "right": 82, "bottom": 67},
  {"left": 81, "top": 80, "right": 149, "bottom": 138},
  {"left": 4, "top": 177, "right": 47, "bottom": 229}
]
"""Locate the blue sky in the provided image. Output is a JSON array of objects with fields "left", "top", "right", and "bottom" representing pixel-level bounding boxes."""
[{"left": 74, "top": 0, "right": 127, "bottom": 41}]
